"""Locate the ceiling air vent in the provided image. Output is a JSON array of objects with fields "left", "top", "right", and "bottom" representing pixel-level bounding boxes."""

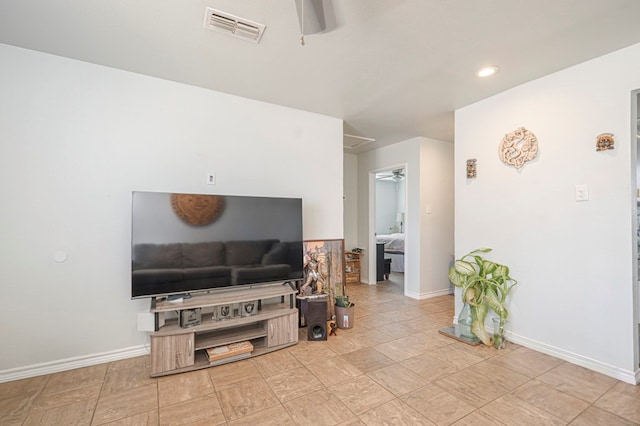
[
  {"left": 203, "top": 7, "right": 266, "bottom": 43},
  {"left": 343, "top": 134, "right": 375, "bottom": 150}
]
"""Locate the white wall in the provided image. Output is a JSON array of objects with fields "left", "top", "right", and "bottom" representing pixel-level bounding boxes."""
[
  {"left": 455, "top": 42, "right": 640, "bottom": 383},
  {"left": 343, "top": 153, "right": 358, "bottom": 252},
  {"left": 358, "top": 137, "right": 454, "bottom": 298},
  {"left": 0, "top": 44, "right": 343, "bottom": 378},
  {"left": 419, "top": 138, "right": 455, "bottom": 297}
]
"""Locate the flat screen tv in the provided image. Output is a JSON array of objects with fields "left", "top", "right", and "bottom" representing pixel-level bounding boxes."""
[{"left": 131, "top": 191, "right": 303, "bottom": 299}]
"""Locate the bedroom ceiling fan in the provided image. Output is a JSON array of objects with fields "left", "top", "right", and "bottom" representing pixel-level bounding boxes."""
[{"left": 376, "top": 169, "right": 405, "bottom": 182}]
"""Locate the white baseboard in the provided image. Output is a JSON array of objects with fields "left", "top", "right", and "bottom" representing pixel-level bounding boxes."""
[
  {"left": 507, "top": 332, "right": 638, "bottom": 385},
  {"left": 0, "top": 345, "right": 149, "bottom": 383},
  {"left": 406, "top": 288, "right": 453, "bottom": 300},
  {"left": 446, "top": 315, "right": 639, "bottom": 385}
]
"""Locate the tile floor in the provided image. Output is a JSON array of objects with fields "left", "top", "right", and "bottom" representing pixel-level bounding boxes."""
[{"left": 1, "top": 274, "right": 639, "bottom": 425}]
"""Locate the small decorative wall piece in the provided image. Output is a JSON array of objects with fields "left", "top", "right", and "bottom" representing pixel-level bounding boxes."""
[
  {"left": 596, "top": 133, "right": 615, "bottom": 151},
  {"left": 466, "top": 159, "right": 477, "bottom": 178},
  {"left": 498, "top": 127, "right": 538, "bottom": 170}
]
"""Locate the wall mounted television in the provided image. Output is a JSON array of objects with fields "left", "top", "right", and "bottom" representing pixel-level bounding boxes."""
[{"left": 131, "top": 191, "right": 303, "bottom": 299}]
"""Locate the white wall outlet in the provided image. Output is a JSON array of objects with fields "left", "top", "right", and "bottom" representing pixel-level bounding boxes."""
[
  {"left": 206, "top": 172, "right": 216, "bottom": 185},
  {"left": 575, "top": 184, "right": 589, "bottom": 201}
]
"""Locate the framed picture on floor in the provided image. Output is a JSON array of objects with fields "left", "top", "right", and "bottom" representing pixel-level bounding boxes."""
[{"left": 299, "top": 239, "right": 344, "bottom": 321}]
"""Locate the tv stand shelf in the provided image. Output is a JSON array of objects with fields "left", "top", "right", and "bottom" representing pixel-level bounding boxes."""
[{"left": 148, "top": 282, "right": 299, "bottom": 377}]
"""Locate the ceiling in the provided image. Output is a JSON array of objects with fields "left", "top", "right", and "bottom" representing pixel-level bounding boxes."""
[{"left": 2, "top": 1, "right": 640, "bottom": 154}]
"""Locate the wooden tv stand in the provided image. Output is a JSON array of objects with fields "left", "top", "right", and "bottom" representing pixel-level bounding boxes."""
[{"left": 148, "top": 282, "right": 299, "bottom": 377}]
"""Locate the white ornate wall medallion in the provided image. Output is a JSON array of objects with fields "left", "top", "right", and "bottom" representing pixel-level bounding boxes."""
[
  {"left": 498, "top": 127, "right": 538, "bottom": 170},
  {"left": 596, "top": 133, "right": 614, "bottom": 151}
]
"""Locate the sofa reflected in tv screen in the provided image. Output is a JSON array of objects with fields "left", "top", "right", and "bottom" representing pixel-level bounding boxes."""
[{"left": 131, "top": 191, "right": 304, "bottom": 299}]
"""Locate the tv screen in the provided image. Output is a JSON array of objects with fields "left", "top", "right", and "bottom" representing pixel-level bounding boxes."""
[{"left": 131, "top": 191, "right": 303, "bottom": 299}]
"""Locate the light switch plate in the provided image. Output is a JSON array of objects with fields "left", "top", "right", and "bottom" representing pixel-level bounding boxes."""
[
  {"left": 206, "top": 172, "right": 216, "bottom": 185},
  {"left": 575, "top": 184, "right": 589, "bottom": 201}
]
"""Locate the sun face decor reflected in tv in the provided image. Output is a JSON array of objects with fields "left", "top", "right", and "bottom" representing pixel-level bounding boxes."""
[{"left": 131, "top": 191, "right": 304, "bottom": 299}]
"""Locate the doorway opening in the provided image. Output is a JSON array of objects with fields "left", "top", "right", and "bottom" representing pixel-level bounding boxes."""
[{"left": 374, "top": 166, "right": 407, "bottom": 291}]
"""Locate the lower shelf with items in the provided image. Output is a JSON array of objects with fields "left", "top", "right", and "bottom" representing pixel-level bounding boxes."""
[{"left": 194, "top": 323, "right": 267, "bottom": 351}]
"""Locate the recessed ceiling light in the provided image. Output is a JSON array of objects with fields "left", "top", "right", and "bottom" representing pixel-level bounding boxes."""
[{"left": 477, "top": 65, "right": 500, "bottom": 78}]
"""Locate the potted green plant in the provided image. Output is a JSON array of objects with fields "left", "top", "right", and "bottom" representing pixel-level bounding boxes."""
[
  {"left": 334, "top": 282, "right": 355, "bottom": 329},
  {"left": 448, "top": 248, "right": 517, "bottom": 348}
]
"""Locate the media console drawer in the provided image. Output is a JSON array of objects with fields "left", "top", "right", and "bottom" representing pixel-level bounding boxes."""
[{"left": 150, "top": 334, "right": 195, "bottom": 375}]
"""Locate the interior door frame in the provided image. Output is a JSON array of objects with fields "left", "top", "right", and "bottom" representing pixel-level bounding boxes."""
[{"left": 631, "top": 88, "right": 639, "bottom": 369}]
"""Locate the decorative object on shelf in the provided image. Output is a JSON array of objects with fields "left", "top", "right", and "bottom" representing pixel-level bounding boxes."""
[
  {"left": 240, "top": 300, "right": 257, "bottom": 317},
  {"left": 596, "top": 133, "right": 615, "bottom": 151},
  {"left": 448, "top": 248, "right": 518, "bottom": 348},
  {"left": 301, "top": 239, "right": 345, "bottom": 319},
  {"left": 170, "top": 193, "right": 225, "bottom": 226},
  {"left": 214, "top": 304, "right": 233, "bottom": 321},
  {"left": 179, "top": 308, "right": 202, "bottom": 328},
  {"left": 498, "top": 127, "right": 538, "bottom": 170},
  {"left": 466, "top": 158, "right": 477, "bottom": 178}
]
